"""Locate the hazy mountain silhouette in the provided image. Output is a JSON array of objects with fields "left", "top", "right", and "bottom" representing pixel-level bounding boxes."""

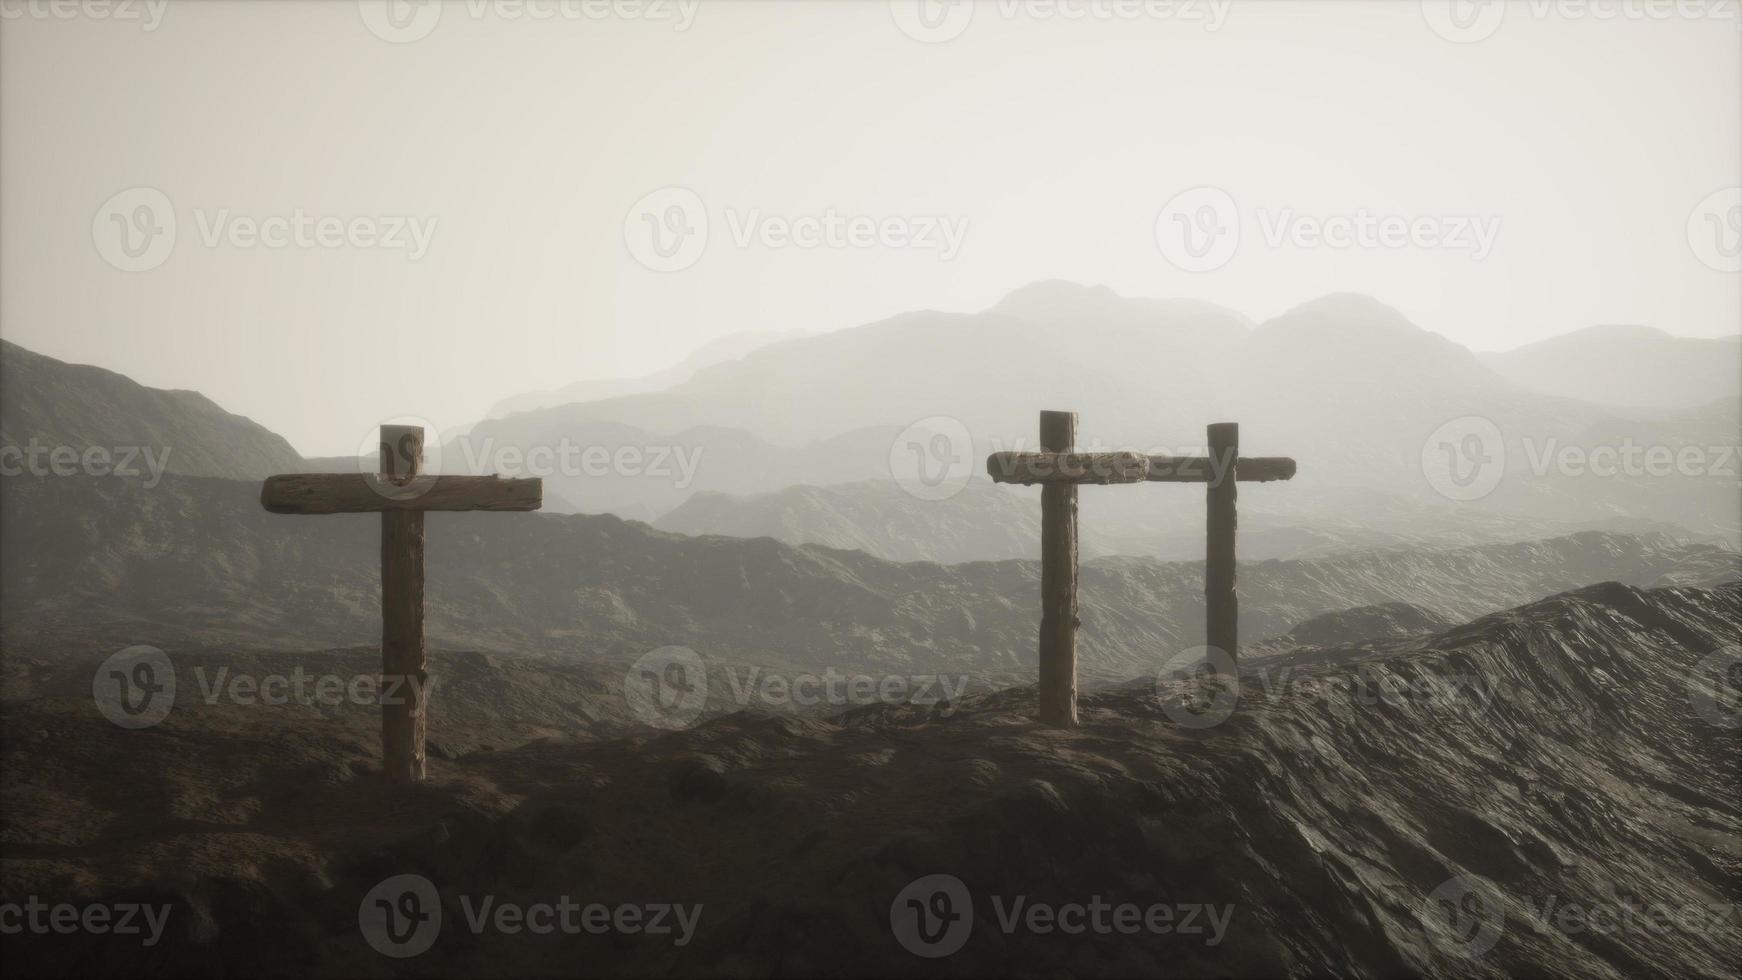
[
  {"left": 0, "top": 340, "right": 303, "bottom": 480},
  {"left": 485, "top": 329, "right": 807, "bottom": 419},
  {"left": 449, "top": 284, "right": 1736, "bottom": 543},
  {"left": 1481, "top": 325, "right": 1742, "bottom": 409},
  {"left": 656, "top": 476, "right": 1707, "bottom": 564}
]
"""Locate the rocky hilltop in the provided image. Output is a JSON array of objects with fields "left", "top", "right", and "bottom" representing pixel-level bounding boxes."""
[{"left": 2, "top": 580, "right": 1735, "bottom": 977}]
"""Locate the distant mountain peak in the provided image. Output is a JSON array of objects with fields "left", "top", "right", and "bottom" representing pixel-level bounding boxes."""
[
  {"left": 1263, "top": 293, "right": 1423, "bottom": 334},
  {"left": 993, "top": 279, "right": 1122, "bottom": 308},
  {"left": 1576, "top": 323, "right": 1673, "bottom": 341},
  {"left": 989, "top": 280, "right": 1250, "bottom": 328}
]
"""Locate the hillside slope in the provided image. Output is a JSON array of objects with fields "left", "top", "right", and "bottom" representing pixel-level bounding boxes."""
[
  {"left": 1480, "top": 326, "right": 1741, "bottom": 409},
  {"left": 3, "top": 580, "right": 1735, "bottom": 977},
  {"left": 0, "top": 340, "right": 303, "bottom": 480},
  {"left": 3, "top": 472, "right": 1734, "bottom": 684}
]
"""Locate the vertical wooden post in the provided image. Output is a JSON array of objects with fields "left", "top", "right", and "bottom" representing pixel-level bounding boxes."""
[
  {"left": 1206, "top": 422, "right": 1238, "bottom": 664},
  {"left": 380, "top": 424, "right": 428, "bottom": 783},
  {"left": 1038, "top": 410, "right": 1079, "bottom": 727}
]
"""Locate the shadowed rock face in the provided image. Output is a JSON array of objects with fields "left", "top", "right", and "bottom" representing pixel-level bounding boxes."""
[
  {"left": 2, "top": 581, "right": 1736, "bottom": 977},
  {"left": 1278, "top": 601, "right": 1458, "bottom": 647}
]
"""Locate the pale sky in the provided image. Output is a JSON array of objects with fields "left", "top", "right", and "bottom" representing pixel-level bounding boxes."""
[{"left": 3, "top": 0, "right": 1738, "bottom": 455}]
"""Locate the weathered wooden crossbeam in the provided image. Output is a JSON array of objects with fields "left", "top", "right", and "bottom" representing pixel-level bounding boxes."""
[
  {"left": 986, "top": 451, "right": 1150, "bottom": 485},
  {"left": 1144, "top": 455, "right": 1296, "bottom": 483},
  {"left": 261, "top": 474, "right": 543, "bottom": 514}
]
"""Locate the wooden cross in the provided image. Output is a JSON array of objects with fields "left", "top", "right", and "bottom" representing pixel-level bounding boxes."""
[
  {"left": 260, "top": 425, "right": 542, "bottom": 782},
  {"left": 988, "top": 411, "right": 1296, "bottom": 727}
]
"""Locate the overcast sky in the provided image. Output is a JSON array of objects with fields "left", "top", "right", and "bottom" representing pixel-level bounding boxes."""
[{"left": 3, "top": 0, "right": 1738, "bottom": 455}]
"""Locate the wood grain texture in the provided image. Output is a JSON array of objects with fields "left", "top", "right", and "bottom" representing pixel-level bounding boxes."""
[
  {"left": 1038, "top": 411, "right": 1080, "bottom": 728},
  {"left": 1145, "top": 455, "right": 1296, "bottom": 483},
  {"left": 986, "top": 451, "right": 1150, "bottom": 485},
  {"left": 1206, "top": 422, "right": 1239, "bottom": 664},
  {"left": 379, "top": 426, "right": 427, "bottom": 784},
  {"left": 260, "top": 474, "right": 542, "bottom": 514}
]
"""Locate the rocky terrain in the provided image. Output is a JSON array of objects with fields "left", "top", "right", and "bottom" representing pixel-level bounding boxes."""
[
  {"left": 2, "top": 580, "right": 1736, "bottom": 977},
  {"left": 655, "top": 477, "right": 1709, "bottom": 565},
  {"left": 3, "top": 298, "right": 1738, "bottom": 979},
  {"left": 5, "top": 470, "right": 1735, "bottom": 685}
]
